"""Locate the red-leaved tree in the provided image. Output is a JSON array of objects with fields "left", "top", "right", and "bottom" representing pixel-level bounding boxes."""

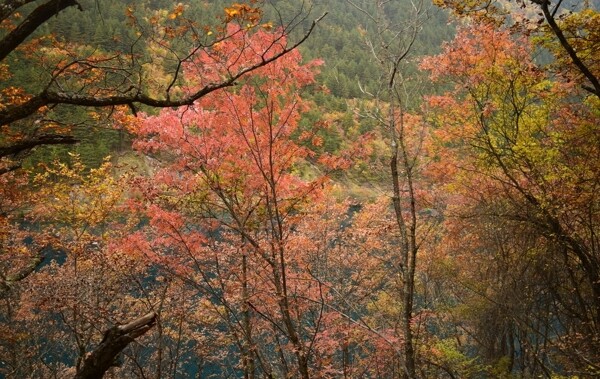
[{"left": 121, "top": 24, "right": 355, "bottom": 378}]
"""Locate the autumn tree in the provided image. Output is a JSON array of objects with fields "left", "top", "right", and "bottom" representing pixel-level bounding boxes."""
[
  {"left": 117, "top": 24, "right": 362, "bottom": 378},
  {"left": 422, "top": 19, "right": 600, "bottom": 376},
  {"left": 341, "top": 1, "right": 444, "bottom": 378}
]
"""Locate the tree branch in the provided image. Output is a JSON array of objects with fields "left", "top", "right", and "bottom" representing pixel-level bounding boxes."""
[
  {"left": 0, "top": 13, "right": 327, "bottom": 128},
  {"left": 0, "top": 134, "right": 77, "bottom": 158},
  {"left": 0, "top": 0, "right": 38, "bottom": 23},
  {"left": 0, "top": 0, "right": 82, "bottom": 62},
  {"left": 74, "top": 312, "right": 157, "bottom": 379},
  {"left": 0, "top": 252, "right": 45, "bottom": 294},
  {"left": 531, "top": 0, "right": 600, "bottom": 98},
  {"left": 0, "top": 162, "right": 21, "bottom": 175}
]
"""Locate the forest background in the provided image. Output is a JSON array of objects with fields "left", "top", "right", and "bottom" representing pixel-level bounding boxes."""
[{"left": 1, "top": 0, "right": 599, "bottom": 377}]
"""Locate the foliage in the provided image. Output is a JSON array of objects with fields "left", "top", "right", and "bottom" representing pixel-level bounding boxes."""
[
  {"left": 0, "top": 0, "right": 322, "bottom": 170},
  {"left": 422, "top": 19, "right": 600, "bottom": 377},
  {"left": 123, "top": 25, "right": 343, "bottom": 378},
  {"left": 1, "top": 1, "right": 599, "bottom": 378}
]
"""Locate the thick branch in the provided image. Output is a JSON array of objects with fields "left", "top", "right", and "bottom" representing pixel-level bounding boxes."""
[
  {"left": 0, "top": 134, "right": 77, "bottom": 158},
  {"left": 74, "top": 312, "right": 157, "bottom": 379},
  {"left": 0, "top": 13, "right": 327, "bottom": 127},
  {"left": 0, "top": 0, "right": 82, "bottom": 62}
]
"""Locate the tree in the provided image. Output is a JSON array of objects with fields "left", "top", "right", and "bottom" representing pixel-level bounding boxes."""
[
  {"left": 342, "top": 1, "right": 439, "bottom": 377},
  {"left": 121, "top": 25, "right": 351, "bottom": 378},
  {"left": 422, "top": 20, "right": 600, "bottom": 376}
]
